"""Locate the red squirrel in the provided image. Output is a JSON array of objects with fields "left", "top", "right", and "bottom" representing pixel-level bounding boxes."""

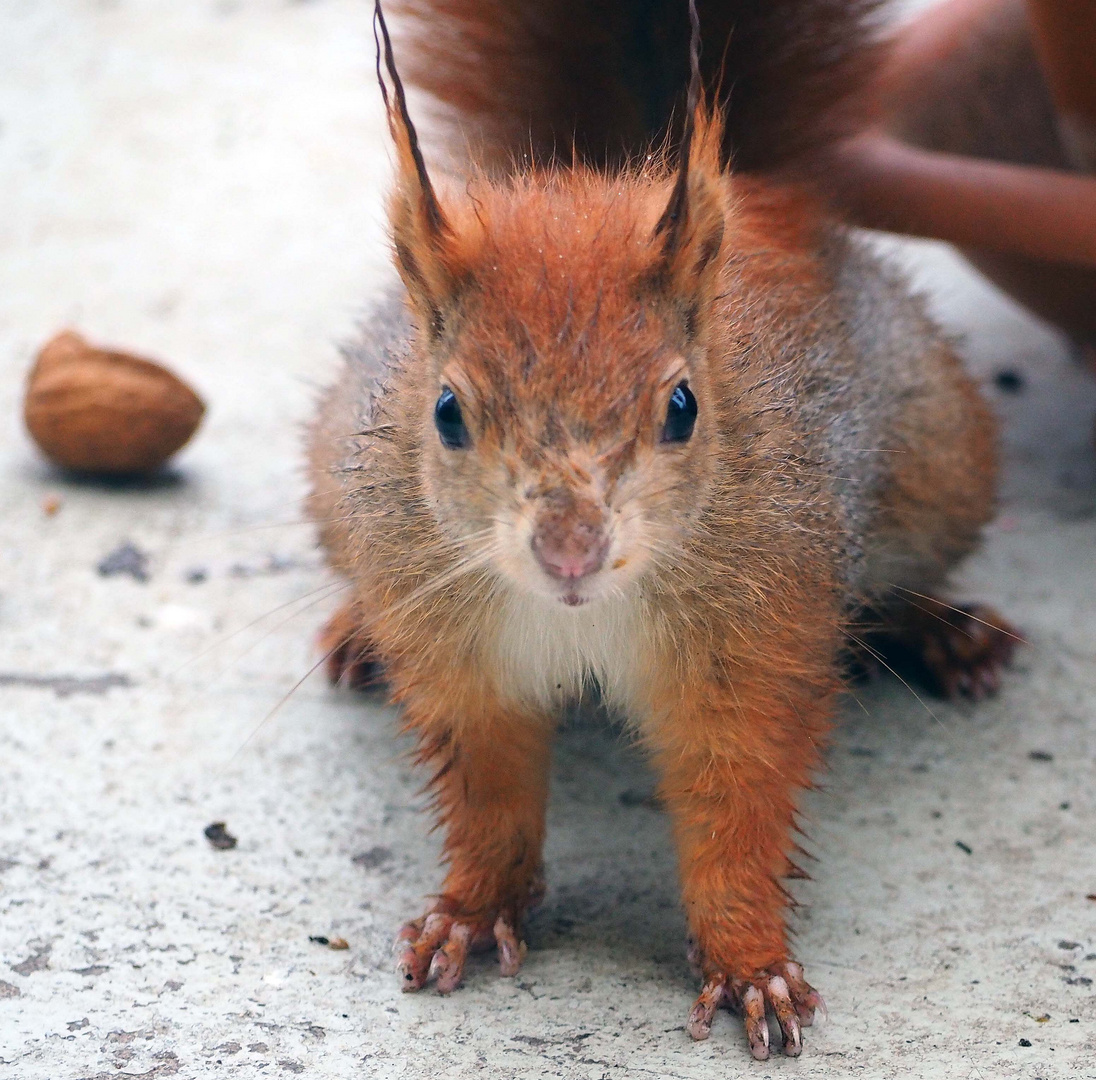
[{"left": 307, "top": 0, "right": 1017, "bottom": 1059}]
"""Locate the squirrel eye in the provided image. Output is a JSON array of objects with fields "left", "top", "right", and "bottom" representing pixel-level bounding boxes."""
[
  {"left": 662, "top": 381, "right": 697, "bottom": 443},
  {"left": 434, "top": 387, "right": 470, "bottom": 449}
]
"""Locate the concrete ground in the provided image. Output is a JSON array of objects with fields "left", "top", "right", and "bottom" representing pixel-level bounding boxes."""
[{"left": 1, "top": 2, "right": 1094, "bottom": 1077}]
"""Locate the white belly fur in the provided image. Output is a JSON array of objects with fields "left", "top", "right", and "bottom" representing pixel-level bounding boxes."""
[{"left": 489, "top": 590, "right": 649, "bottom": 714}]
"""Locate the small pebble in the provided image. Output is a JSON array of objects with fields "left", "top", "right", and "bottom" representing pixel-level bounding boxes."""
[
  {"left": 352, "top": 846, "right": 393, "bottom": 870},
  {"left": 204, "top": 822, "right": 237, "bottom": 850},
  {"left": 1019, "top": 1038, "right": 1032, "bottom": 1047},
  {"left": 309, "top": 935, "right": 349, "bottom": 951},
  {"left": 185, "top": 567, "right": 208, "bottom": 584},
  {"left": 98, "top": 541, "right": 150, "bottom": 583},
  {"left": 41, "top": 494, "right": 62, "bottom": 516},
  {"left": 1029, "top": 750, "right": 1053, "bottom": 762},
  {"left": 955, "top": 840, "right": 972, "bottom": 855}
]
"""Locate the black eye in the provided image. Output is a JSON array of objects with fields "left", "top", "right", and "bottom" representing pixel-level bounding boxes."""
[
  {"left": 434, "top": 387, "right": 469, "bottom": 449},
  {"left": 662, "top": 382, "right": 697, "bottom": 443}
]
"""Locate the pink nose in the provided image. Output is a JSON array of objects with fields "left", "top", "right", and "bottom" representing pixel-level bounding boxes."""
[{"left": 531, "top": 529, "right": 608, "bottom": 582}]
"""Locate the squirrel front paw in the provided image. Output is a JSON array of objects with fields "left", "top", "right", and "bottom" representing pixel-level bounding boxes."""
[
  {"left": 395, "top": 905, "right": 527, "bottom": 993},
  {"left": 686, "top": 959, "right": 823, "bottom": 1059},
  {"left": 319, "top": 604, "right": 383, "bottom": 689}
]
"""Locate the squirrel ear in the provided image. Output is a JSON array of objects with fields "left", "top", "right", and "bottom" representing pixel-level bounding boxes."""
[
  {"left": 374, "top": 0, "right": 459, "bottom": 336},
  {"left": 650, "top": 0, "right": 726, "bottom": 297},
  {"left": 651, "top": 115, "right": 726, "bottom": 292}
]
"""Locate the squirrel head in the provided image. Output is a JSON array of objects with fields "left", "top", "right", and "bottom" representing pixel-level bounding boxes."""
[{"left": 375, "top": 0, "right": 730, "bottom": 610}]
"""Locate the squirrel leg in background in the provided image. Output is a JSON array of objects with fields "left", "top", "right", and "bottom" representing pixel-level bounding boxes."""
[
  {"left": 856, "top": 595, "right": 1021, "bottom": 701},
  {"left": 852, "top": 347, "right": 1017, "bottom": 700},
  {"left": 396, "top": 697, "right": 553, "bottom": 993},
  {"left": 647, "top": 674, "right": 832, "bottom": 1059},
  {"left": 319, "top": 602, "right": 384, "bottom": 689},
  {"left": 829, "top": 0, "right": 1096, "bottom": 340}
]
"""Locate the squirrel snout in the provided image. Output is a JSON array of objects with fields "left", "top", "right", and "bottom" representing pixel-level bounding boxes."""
[{"left": 531, "top": 522, "right": 609, "bottom": 583}]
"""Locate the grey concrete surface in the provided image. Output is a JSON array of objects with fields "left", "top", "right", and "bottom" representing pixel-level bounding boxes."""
[{"left": 1, "top": 2, "right": 1094, "bottom": 1077}]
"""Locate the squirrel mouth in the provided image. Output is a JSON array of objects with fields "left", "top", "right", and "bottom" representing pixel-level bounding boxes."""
[{"left": 560, "top": 592, "right": 588, "bottom": 608}]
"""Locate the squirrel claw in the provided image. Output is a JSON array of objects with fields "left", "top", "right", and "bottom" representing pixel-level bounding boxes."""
[
  {"left": 395, "top": 909, "right": 526, "bottom": 993},
  {"left": 687, "top": 961, "right": 820, "bottom": 1059},
  {"left": 685, "top": 979, "right": 726, "bottom": 1040},
  {"left": 493, "top": 915, "right": 527, "bottom": 976}
]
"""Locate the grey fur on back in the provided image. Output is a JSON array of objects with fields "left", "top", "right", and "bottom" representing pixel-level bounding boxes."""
[
  {"left": 311, "top": 231, "right": 971, "bottom": 610},
  {"left": 803, "top": 235, "right": 948, "bottom": 588}
]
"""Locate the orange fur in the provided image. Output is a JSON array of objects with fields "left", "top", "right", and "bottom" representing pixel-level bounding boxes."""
[{"left": 307, "top": 1, "right": 1007, "bottom": 1060}]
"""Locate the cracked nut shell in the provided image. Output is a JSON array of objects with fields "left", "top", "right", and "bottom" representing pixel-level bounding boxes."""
[{"left": 24, "top": 330, "right": 205, "bottom": 475}]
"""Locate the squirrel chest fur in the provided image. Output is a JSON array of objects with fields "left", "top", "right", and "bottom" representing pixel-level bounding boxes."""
[{"left": 306, "top": 0, "right": 1016, "bottom": 1060}]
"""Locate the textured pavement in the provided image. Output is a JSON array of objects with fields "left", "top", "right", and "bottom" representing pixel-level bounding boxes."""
[{"left": 1, "top": 2, "right": 1095, "bottom": 1077}]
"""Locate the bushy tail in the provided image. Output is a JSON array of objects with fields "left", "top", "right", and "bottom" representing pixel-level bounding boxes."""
[{"left": 392, "top": 0, "right": 885, "bottom": 174}]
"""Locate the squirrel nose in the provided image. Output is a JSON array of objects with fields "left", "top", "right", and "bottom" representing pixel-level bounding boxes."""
[{"left": 531, "top": 524, "right": 609, "bottom": 582}]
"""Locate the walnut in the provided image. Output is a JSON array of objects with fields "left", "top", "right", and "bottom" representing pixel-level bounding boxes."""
[{"left": 24, "top": 330, "right": 205, "bottom": 475}]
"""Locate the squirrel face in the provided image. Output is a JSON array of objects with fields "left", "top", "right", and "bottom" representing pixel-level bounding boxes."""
[
  {"left": 381, "top": 81, "right": 729, "bottom": 610},
  {"left": 402, "top": 175, "right": 724, "bottom": 611}
]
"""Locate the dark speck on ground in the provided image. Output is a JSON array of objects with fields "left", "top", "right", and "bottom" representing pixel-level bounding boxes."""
[
  {"left": 352, "top": 846, "right": 392, "bottom": 870},
  {"left": 97, "top": 541, "right": 150, "bottom": 583},
  {"left": 204, "top": 822, "right": 237, "bottom": 850}
]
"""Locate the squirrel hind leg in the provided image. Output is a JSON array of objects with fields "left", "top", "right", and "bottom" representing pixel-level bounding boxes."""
[
  {"left": 851, "top": 596, "right": 1021, "bottom": 701},
  {"left": 319, "top": 602, "right": 385, "bottom": 690}
]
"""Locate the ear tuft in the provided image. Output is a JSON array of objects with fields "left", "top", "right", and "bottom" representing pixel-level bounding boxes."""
[
  {"left": 649, "top": 0, "right": 727, "bottom": 300},
  {"left": 374, "top": 0, "right": 461, "bottom": 336},
  {"left": 659, "top": 121, "right": 727, "bottom": 284}
]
